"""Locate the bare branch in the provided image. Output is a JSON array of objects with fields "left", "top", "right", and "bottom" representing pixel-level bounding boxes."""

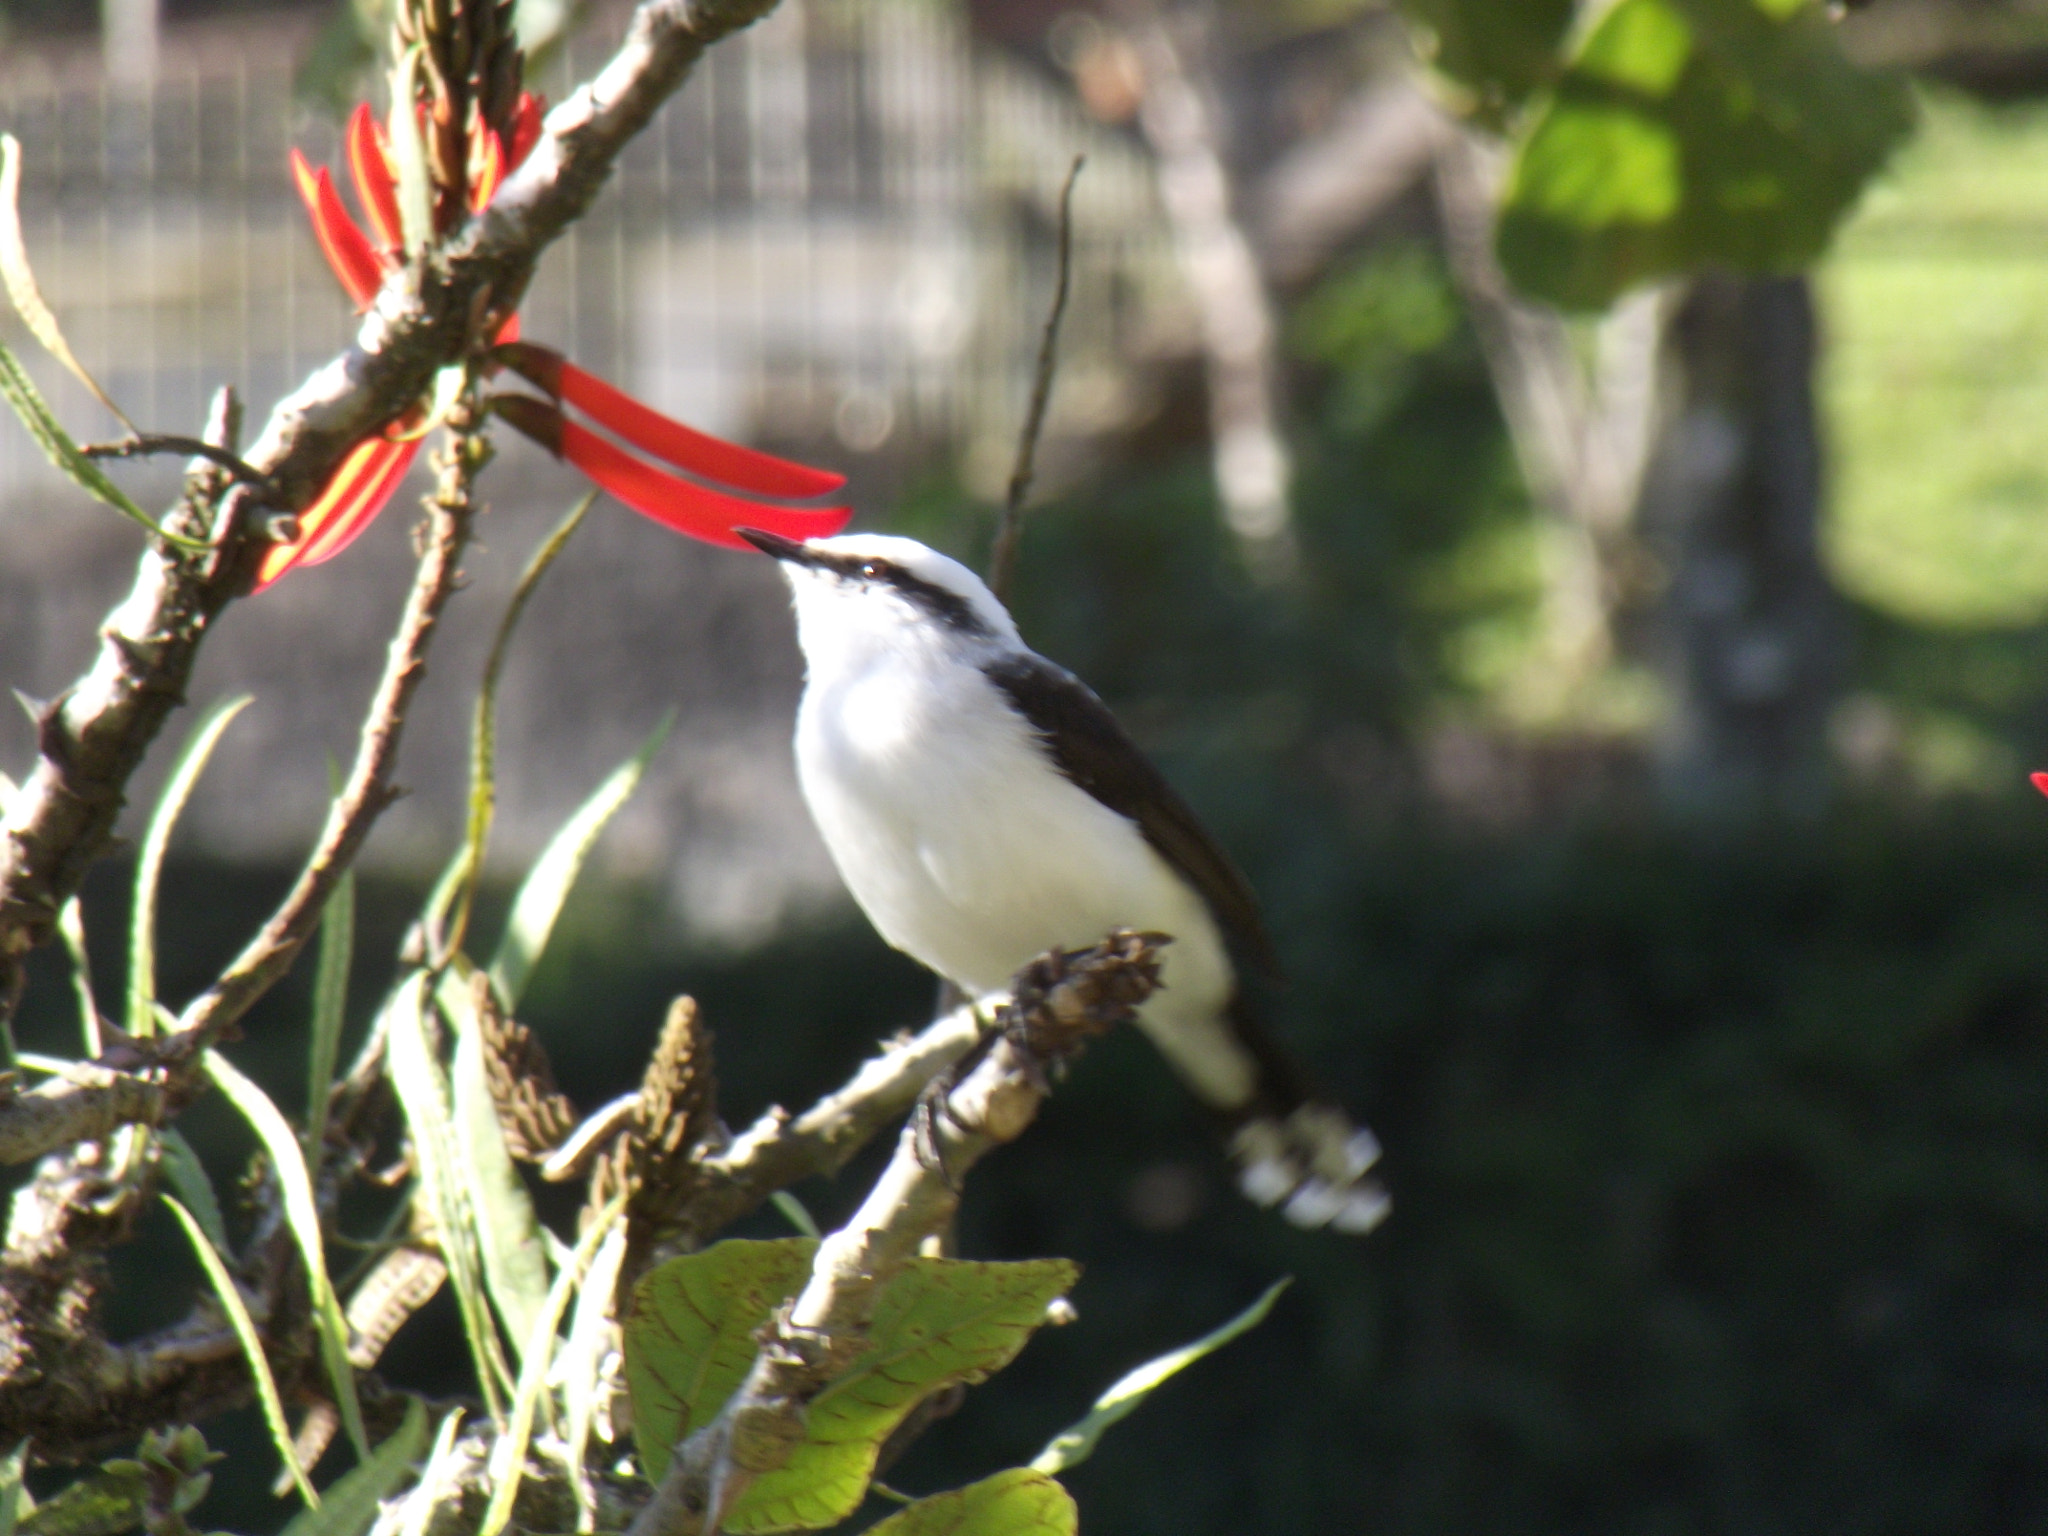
[
  {"left": 989, "top": 155, "right": 1083, "bottom": 607},
  {"left": 78, "top": 435, "right": 272, "bottom": 491},
  {"left": 627, "top": 933, "right": 1164, "bottom": 1536},
  {"left": 669, "top": 997, "right": 991, "bottom": 1248}
]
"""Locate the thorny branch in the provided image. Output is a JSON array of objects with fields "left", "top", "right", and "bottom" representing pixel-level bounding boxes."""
[
  {"left": 0, "top": 0, "right": 792, "bottom": 1023},
  {"left": 626, "top": 932, "right": 1165, "bottom": 1536},
  {"left": 0, "top": 415, "right": 485, "bottom": 1446}
]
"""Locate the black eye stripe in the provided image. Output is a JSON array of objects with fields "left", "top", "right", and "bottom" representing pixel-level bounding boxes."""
[{"left": 824, "top": 552, "right": 990, "bottom": 636}]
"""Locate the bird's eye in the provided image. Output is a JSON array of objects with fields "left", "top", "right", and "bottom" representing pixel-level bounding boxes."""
[{"left": 861, "top": 561, "right": 884, "bottom": 578}]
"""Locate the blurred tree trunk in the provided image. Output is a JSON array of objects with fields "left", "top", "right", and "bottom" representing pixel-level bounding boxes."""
[
  {"left": 1641, "top": 273, "right": 1842, "bottom": 815},
  {"left": 1121, "top": 0, "right": 1298, "bottom": 574}
]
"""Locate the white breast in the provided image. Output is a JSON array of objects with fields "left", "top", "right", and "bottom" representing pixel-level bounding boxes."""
[{"left": 793, "top": 634, "right": 1253, "bottom": 1106}]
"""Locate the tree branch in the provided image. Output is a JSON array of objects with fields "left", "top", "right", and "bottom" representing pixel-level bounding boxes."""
[{"left": 627, "top": 932, "right": 1164, "bottom": 1536}]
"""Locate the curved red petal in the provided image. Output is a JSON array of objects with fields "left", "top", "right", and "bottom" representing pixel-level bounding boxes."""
[
  {"left": 290, "top": 151, "right": 382, "bottom": 308},
  {"left": 559, "top": 421, "right": 851, "bottom": 549},
  {"left": 299, "top": 437, "right": 419, "bottom": 567},
  {"left": 507, "top": 93, "right": 544, "bottom": 170},
  {"left": 471, "top": 128, "right": 505, "bottom": 212},
  {"left": 2031, "top": 771, "right": 2048, "bottom": 799},
  {"left": 553, "top": 359, "right": 846, "bottom": 499},
  {"left": 254, "top": 436, "right": 418, "bottom": 590},
  {"left": 495, "top": 310, "right": 521, "bottom": 345},
  {"left": 346, "top": 103, "right": 401, "bottom": 254}
]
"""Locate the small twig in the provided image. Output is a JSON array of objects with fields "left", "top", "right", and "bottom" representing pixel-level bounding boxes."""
[
  {"left": 176, "top": 404, "right": 489, "bottom": 1046},
  {"left": 80, "top": 435, "right": 274, "bottom": 494},
  {"left": 626, "top": 933, "right": 1163, "bottom": 1536},
  {"left": 988, "top": 155, "right": 1083, "bottom": 607}
]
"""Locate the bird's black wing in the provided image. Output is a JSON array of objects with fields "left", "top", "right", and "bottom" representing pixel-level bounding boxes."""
[{"left": 983, "top": 652, "right": 1281, "bottom": 978}]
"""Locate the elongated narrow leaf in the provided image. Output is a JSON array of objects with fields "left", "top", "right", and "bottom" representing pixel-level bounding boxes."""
[
  {"left": 303, "top": 867, "right": 354, "bottom": 1172},
  {"left": 561, "top": 1221, "right": 627, "bottom": 1531},
  {"left": 861, "top": 1470, "right": 1076, "bottom": 1536},
  {"left": 447, "top": 492, "right": 595, "bottom": 961},
  {"left": 56, "top": 896, "right": 98, "bottom": 1057},
  {"left": 436, "top": 966, "right": 551, "bottom": 1361},
  {"left": 276, "top": 1397, "right": 428, "bottom": 1536},
  {"left": 0, "top": 135, "right": 132, "bottom": 431},
  {"left": 163, "top": 1194, "right": 319, "bottom": 1510},
  {"left": 480, "top": 1197, "right": 626, "bottom": 1536},
  {"left": 204, "top": 1049, "right": 368, "bottom": 1463},
  {"left": 771, "top": 1191, "right": 821, "bottom": 1240},
  {"left": 0, "top": 343, "right": 200, "bottom": 547},
  {"left": 393, "top": 1410, "right": 465, "bottom": 1536},
  {"left": 487, "top": 714, "right": 672, "bottom": 1011},
  {"left": 387, "top": 50, "right": 434, "bottom": 256},
  {"left": 0, "top": 1439, "right": 29, "bottom": 1536},
  {"left": 130, "top": 695, "right": 250, "bottom": 1038},
  {"left": 1030, "top": 1277, "right": 1290, "bottom": 1475},
  {"left": 156, "top": 1128, "right": 227, "bottom": 1255},
  {"left": 384, "top": 973, "right": 511, "bottom": 1418}
]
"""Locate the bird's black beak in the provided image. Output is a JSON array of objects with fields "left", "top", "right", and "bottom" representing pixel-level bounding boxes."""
[{"left": 738, "top": 528, "right": 814, "bottom": 564}]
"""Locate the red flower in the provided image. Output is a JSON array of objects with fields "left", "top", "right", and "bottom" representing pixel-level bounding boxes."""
[
  {"left": 2031, "top": 772, "right": 2048, "bottom": 799},
  {"left": 263, "top": 95, "right": 849, "bottom": 589}
]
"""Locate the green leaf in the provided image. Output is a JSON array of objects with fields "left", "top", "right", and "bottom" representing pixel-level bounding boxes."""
[
  {"left": 0, "top": 1440, "right": 30, "bottom": 1536},
  {"left": 1396, "top": 0, "right": 1574, "bottom": 119},
  {"left": 203, "top": 1049, "right": 369, "bottom": 1463},
  {"left": 435, "top": 964, "right": 552, "bottom": 1362},
  {"left": 627, "top": 1244, "right": 1079, "bottom": 1534},
  {"left": 129, "top": 695, "right": 249, "bottom": 1038},
  {"left": 156, "top": 1129, "right": 227, "bottom": 1256},
  {"left": 276, "top": 1397, "right": 428, "bottom": 1536},
  {"left": 861, "top": 1469, "right": 1076, "bottom": 1536},
  {"left": 486, "top": 712, "right": 672, "bottom": 1012},
  {"left": 383, "top": 973, "right": 512, "bottom": 1419},
  {"left": 0, "top": 342, "right": 203, "bottom": 548},
  {"left": 730, "top": 1257, "right": 1078, "bottom": 1533},
  {"left": 162, "top": 1194, "right": 319, "bottom": 1511},
  {"left": 387, "top": 52, "right": 435, "bottom": 257},
  {"left": 625, "top": 1238, "right": 819, "bottom": 1480},
  {"left": 1030, "top": 1277, "right": 1290, "bottom": 1475},
  {"left": 560, "top": 1222, "right": 628, "bottom": 1532},
  {"left": 17, "top": 1466, "right": 146, "bottom": 1536},
  {"left": 445, "top": 492, "right": 594, "bottom": 966},
  {"left": 1498, "top": 0, "right": 1915, "bottom": 310},
  {"left": 303, "top": 866, "right": 354, "bottom": 1173},
  {"left": 0, "top": 135, "right": 134, "bottom": 433},
  {"left": 478, "top": 1196, "right": 626, "bottom": 1536},
  {"left": 55, "top": 896, "right": 98, "bottom": 1058},
  {"left": 770, "top": 1191, "right": 821, "bottom": 1240}
]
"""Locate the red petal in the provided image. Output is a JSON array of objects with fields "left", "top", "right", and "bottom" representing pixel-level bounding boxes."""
[
  {"left": 471, "top": 128, "right": 505, "bottom": 212},
  {"left": 558, "top": 420, "right": 851, "bottom": 549},
  {"left": 290, "top": 151, "right": 383, "bottom": 309},
  {"left": 495, "top": 310, "right": 521, "bottom": 345},
  {"left": 498, "top": 341, "right": 845, "bottom": 499},
  {"left": 2031, "top": 772, "right": 2048, "bottom": 799},
  {"left": 346, "top": 103, "right": 401, "bottom": 254},
  {"left": 255, "top": 436, "right": 418, "bottom": 590},
  {"left": 507, "top": 93, "right": 544, "bottom": 170}
]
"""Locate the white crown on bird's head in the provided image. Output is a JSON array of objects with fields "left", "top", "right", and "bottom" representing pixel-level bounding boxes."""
[{"left": 741, "top": 530, "right": 1021, "bottom": 648}]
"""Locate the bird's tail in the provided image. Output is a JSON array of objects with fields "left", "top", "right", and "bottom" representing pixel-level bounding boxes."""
[
  {"left": 1203, "top": 990, "right": 1388, "bottom": 1234},
  {"left": 1227, "top": 1102, "right": 1388, "bottom": 1233}
]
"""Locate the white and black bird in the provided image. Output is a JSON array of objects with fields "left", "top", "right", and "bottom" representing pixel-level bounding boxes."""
[{"left": 743, "top": 529, "right": 1387, "bottom": 1233}]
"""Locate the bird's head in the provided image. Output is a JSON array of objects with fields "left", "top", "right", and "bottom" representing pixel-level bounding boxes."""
[{"left": 741, "top": 530, "right": 1020, "bottom": 662}]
